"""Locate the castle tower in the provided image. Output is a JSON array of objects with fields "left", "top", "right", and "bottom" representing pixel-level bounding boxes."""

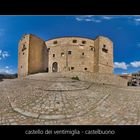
[
  {"left": 94, "top": 36, "right": 114, "bottom": 73},
  {"left": 18, "top": 34, "right": 47, "bottom": 78}
]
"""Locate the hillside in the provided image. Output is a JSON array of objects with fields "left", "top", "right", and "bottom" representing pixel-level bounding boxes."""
[{"left": 0, "top": 73, "right": 17, "bottom": 81}]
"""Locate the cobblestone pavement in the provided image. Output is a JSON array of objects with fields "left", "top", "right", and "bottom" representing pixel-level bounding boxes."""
[{"left": 0, "top": 73, "right": 140, "bottom": 125}]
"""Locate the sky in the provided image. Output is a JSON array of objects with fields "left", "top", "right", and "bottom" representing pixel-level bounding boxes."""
[{"left": 0, "top": 15, "right": 140, "bottom": 74}]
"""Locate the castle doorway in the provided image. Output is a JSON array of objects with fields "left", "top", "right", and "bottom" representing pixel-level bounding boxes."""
[
  {"left": 52, "top": 62, "right": 58, "bottom": 72},
  {"left": 46, "top": 67, "right": 48, "bottom": 72}
]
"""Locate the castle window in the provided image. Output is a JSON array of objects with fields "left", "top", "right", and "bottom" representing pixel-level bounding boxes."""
[
  {"left": 47, "top": 48, "right": 50, "bottom": 51},
  {"left": 82, "top": 52, "right": 84, "bottom": 55},
  {"left": 21, "top": 66, "right": 22, "bottom": 68},
  {"left": 90, "top": 46, "right": 95, "bottom": 51},
  {"left": 61, "top": 52, "right": 64, "bottom": 56},
  {"left": 82, "top": 40, "right": 86, "bottom": 44},
  {"left": 73, "top": 40, "right": 77, "bottom": 43},
  {"left": 22, "top": 44, "right": 26, "bottom": 51},
  {"left": 53, "top": 54, "right": 55, "bottom": 57},
  {"left": 102, "top": 44, "right": 108, "bottom": 53},
  {"left": 53, "top": 40, "right": 57, "bottom": 44},
  {"left": 68, "top": 51, "right": 72, "bottom": 55},
  {"left": 84, "top": 68, "right": 87, "bottom": 70},
  {"left": 71, "top": 67, "right": 74, "bottom": 70},
  {"left": 46, "top": 67, "right": 49, "bottom": 72},
  {"left": 23, "top": 52, "right": 25, "bottom": 55}
]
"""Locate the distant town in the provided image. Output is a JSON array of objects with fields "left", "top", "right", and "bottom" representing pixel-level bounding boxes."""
[
  {"left": 119, "top": 71, "right": 140, "bottom": 86},
  {"left": 0, "top": 73, "right": 17, "bottom": 81}
]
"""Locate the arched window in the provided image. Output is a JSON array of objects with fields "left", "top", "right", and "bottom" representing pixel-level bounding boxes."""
[{"left": 52, "top": 62, "right": 58, "bottom": 72}]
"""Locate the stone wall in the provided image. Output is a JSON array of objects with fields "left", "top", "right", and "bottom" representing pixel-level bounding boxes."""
[
  {"left": 28, "top": 35, "right": 46, "bottom": 74},
  {"left": 94, "top": 36, "right": 114, "bottom": 73},
  {"left": 45, "top": 36, "right": 113, "bottom": 74},
  {"left": 18, "top": 34, "right": 47, "bottom": 77},
  {"left": 45, "top": 37, "right": 95, "bottom": 73},
  {"left": 18, "top": 34, "right": 30, "bottom": 77},
  {"left": 18, "top": 34, "right": 114, "bottom": 78},
  {"left": 60, "top": 71, "right": 128, "bottom": 86}
]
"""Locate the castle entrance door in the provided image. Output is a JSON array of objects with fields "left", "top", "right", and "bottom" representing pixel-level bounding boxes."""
[{"left": 52, "top": 62, "right": 58, "bottom": 72}]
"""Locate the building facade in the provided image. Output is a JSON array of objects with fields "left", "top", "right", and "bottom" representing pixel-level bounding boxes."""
[{"left": 18, "top": 34, "right": 114, "bottom": 77}]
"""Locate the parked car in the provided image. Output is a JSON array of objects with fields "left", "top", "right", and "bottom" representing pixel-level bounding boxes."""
[{"left": 127, "top": 78, "right": 140, "bottom": 86}]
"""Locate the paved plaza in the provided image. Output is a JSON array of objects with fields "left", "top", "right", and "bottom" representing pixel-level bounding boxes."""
[{"left": 0, "top": 73, "right": 140, "bottom": 125}]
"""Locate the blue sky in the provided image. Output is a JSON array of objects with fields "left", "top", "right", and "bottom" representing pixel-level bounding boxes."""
[{"left": 0, "top": 15, "right": 140, "bottom": 74}]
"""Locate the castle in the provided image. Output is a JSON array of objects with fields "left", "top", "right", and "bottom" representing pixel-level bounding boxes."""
[{"left": 18, "top": 34, "right": 114, "bottom": 77}]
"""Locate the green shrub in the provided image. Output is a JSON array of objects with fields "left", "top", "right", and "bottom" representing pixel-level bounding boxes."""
[{"left": 71, "top": 76, "right": 80, "bottom": 80}]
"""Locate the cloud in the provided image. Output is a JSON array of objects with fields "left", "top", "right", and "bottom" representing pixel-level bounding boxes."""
[
  {"left": 0, "top": 65, "right": 16, "bottom": 74},
  {"left": 75, "top": 15, "right": 113, "bottom": 23},
  {"left": 134, "top": 18, "right": 140, "bottom": 22},
  {"left": 130, "top": 61, "right": 140, "bottom": 68},
  {"left": 102, "top": 16, "right": 113, "bottom": 20},
  {"left": 115, "top": 61, "right": 140, "bottom": 70},
  {"left": 114, "top": 62, "right": 128, "bottom": 69},
  {"left": 122, "top": 72, "right": 128, "bottom": 75},
  {"left": 0, "top": 50, "right": 9, "bottom": 60},
  {"left": 5, "top": 66, "right": 9, "bottom": 69},
  {"left": 120, "top": 16, "right": 140, "bottom": 25},
  {"left": 75, "top": 15, "right": 140, "bottom": 26},
  {"left": 0, "top": 68, "right": 13, "bottom": 74},
  {"left": 86, "top": 19, "right": 101, "bottom": 23},
  {"left": 129, "top": 16, "right": 140, "bottom": 25},
  {"left": 76, "top": 16, "right": 101, "bottom": 23},
  {"left": 134, "top": 18, "right": 140, "bottom": 25},
  {"left": 76, "top": 17, "right": 83, "bottom": 21}
]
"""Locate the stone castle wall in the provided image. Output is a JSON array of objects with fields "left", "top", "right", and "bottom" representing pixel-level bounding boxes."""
[
  {"left": 45, "top": 36, "right": 113, "bottom": 74},
  {"left": 18, "top": 34, "right": 114, "bottom": 78},
  {"left": 18, "top": 35, "right": 30, "bottom": 77},
  {"left": 18, "top": 34, "right": 47, "bottom": 77},
  {"left": 94, "top": 36, "right": 114, "bottom": 73},
  {"left": 60, "top": 71, "right": 127, "bottom": 86},
  {"left": 28, "top": 35, "right": 47, "bottom": 75},
  {"left": 45, "top": 37, "right": 95, "bottom": 73}
]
